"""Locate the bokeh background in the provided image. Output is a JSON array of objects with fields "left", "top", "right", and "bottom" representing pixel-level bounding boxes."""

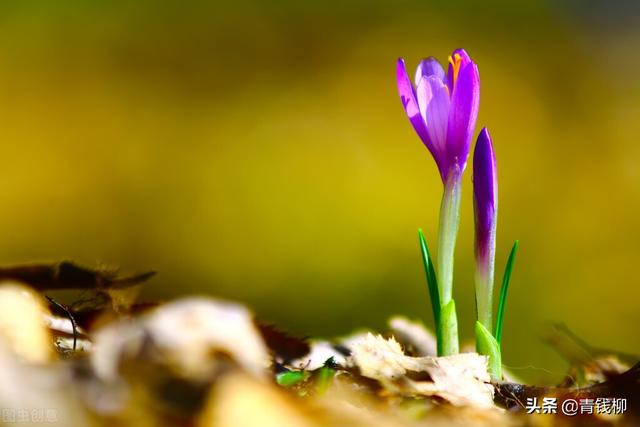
[{"left": 0, "top": 0, "right": 638, "bottom": 384}]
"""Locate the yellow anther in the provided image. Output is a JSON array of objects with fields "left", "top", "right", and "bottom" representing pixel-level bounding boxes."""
[{"left": 448, "top": 53, "right": 462, "bottom": 88}]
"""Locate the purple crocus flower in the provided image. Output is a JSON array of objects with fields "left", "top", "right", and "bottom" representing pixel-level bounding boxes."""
[
  {"left": 396, "top": 49, "right": 480, "bottom": 183},
  {"left": 473, "top": 128, "right": 498, "bottom": 330}
]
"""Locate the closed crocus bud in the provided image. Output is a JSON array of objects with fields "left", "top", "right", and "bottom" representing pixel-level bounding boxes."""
[{"left": 473, "top": 128, "right": 497, "bottom": 332}]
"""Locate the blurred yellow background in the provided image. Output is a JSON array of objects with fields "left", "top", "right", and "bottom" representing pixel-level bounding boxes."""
[{"left": 0, "top": 1, "right": 638, "bottom": 383}]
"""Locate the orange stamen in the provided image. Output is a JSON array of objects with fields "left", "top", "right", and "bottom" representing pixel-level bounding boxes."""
[{"left": 448, "top": 53, "right": 462, "bottom": 89}]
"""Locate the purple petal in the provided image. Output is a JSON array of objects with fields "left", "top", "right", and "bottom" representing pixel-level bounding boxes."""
[
  {"left": 419, "top": 77, "right": 450, "bottom": 156},
  {"left": 415, "top": 57, "right": 445, "bottom": 86},
  {"left": 445, "top": 59, "right": 480, "bottom": 174},
  {"left": 473, "top": 128, "right": 497, "bottom": 263},
  {"left": 396, "top": 58, "right": 431, "bottom": 146},
  {"left": 416, "top": 76, "right": 433, "bottom": 122},
  {"left": 417, "top": 77, "right": 450, "bottom": 180}
]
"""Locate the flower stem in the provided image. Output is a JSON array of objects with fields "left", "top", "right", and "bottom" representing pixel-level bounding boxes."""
[
  {"left": 436, "top": 169, "right": 462, "bottom": 355},
  {"left": 475, "top": 265, "right": 494, "bottom": 334},
  {"left": 437, "top": 171, "right": 461, "bottom": 306}
]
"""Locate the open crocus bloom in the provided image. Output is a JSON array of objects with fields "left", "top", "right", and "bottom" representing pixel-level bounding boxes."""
[{"left": 396, "top": 49, "right": 480, "bottom": 183}]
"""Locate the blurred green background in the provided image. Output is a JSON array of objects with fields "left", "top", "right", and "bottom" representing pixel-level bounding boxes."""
[{"left": 0, "top": 0, "right": 638, "bottom": 383}]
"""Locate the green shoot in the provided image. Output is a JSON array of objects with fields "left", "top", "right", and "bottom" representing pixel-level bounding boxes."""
[
  {"left": 438, "top": 299, "right": 459, "bottom": 356},
  {"left": 475, "top": 321, "right": 502, "bottom": 381}
]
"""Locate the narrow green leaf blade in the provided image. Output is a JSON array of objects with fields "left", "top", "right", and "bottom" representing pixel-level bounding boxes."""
[
  {"left": 418, "top": 229, "right": 440, "bottom": 327},
  {"left": 495, "top": 240, "right": 519, "bottom": 344}
]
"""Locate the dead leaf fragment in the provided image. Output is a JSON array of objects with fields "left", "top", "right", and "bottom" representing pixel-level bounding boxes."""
[
  {"left": 388, "top": 316, "right": 437, "bottom": 357},
  {"left": 199, "top": 373, "right": 317, "bottom": 427},
  {"left": 349, "top": 333, "right": 494, "bottom": 408},
  {"left": 91, "top": 297, "right": 270, "bottom": 382},
  {"left": 0, "top": 282, "right": 53, "bottom": 363}
]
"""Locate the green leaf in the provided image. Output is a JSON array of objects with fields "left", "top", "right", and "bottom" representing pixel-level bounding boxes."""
[
  {"left": 475, "top": 321, "right": 502, "bottom": 381},
  {"left": 418, "top": 229, "right": 440, "bottom": 328},
  {"left": 495, "top": 240, "right": 519, "bottom": 344},
  {"left": 276, "top": 370, "right": 307, "bottom": 387},
  {"left": 315, "top": 366, "right": 335, "bottom": 395}
]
